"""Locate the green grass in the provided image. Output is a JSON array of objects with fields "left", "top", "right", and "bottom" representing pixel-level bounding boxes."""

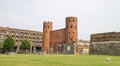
[{"left": 0, "top": 54, "right": 120, "bottom": 66}]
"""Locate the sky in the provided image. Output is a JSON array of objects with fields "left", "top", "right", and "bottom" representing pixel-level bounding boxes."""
[{"left": 0, "top": 0, "right": 120, "bottom": 40}]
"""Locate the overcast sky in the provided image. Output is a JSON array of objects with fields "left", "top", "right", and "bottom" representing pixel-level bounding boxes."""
[{"left": 0, "top": 0, "right": 120, "bottom": 40}]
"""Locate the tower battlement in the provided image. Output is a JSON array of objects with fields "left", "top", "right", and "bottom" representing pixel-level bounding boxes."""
[{"left": 43, "top": 21, "right": 52, "bottom": 24}]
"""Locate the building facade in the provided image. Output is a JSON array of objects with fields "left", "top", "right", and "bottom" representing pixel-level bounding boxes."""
[
  {"left": 77, "top": 39, "right": 90, "bottom": 54},
  {"left": 43, "top": 17, "right": 78, "bottom": 54},
  {"left": 0, "top": 26, "right": 43, "bottom": 53}
]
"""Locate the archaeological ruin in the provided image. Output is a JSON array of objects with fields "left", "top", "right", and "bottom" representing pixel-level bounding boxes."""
[
  {"left": 90, "top": 32, "right": 120, "bottom": 55},
  {"left": 43, "top": 17, "right": 78, "bottom": 54}
]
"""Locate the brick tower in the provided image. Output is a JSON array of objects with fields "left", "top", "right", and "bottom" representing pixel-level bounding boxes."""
[
  {"left": 43, "top": 21, "right": 52, "bottom": 53},
  {"left": 66, "top": 17, "right": 78, "bottom": 44}
]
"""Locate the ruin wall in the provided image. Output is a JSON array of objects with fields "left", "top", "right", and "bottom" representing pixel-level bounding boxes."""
[{"left": 90, "top": 32, "right": 120, "bottom": 55}]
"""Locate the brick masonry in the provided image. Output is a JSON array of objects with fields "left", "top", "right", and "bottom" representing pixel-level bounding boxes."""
[{"left": 43, "top": 17, "right": 78, "bottom": 53}]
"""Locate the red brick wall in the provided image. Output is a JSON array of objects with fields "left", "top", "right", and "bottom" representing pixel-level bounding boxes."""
[
  {"left": 50, "top": 28, "right": 66, "bottom": 53},
  {"left": 50, "top": 28, "right": 66, "bottom": 47},
  {"left": 43, "top": 22, "right": 52, "bottom": 52},
  {"left": 43, "top": 17, "right": 78, "bottom": 53},
  {"left": 91, "top": 32, "right": 120, "bottom": 42},
  {"left": 66, "top": 17, "right": 78, "bottom": 44}
]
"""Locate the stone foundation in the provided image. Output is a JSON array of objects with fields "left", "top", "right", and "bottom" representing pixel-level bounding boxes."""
[
  {"left": 63, "top": 43, "right": 76, "bottom": 54},
  {"left": 90, "top": 41, "right": 120, "bottom": 55}
]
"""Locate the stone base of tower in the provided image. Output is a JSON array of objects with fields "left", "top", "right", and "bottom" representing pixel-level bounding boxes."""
[{"left": 63, "top": 43, "right": 77, "bottom": 54}]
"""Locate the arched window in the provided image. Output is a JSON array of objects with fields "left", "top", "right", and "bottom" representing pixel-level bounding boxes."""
[
  {"left": 68, "top": 32, "right": 70, "bottom": 34},
  {"left": 73, "top": 32, "right": 75, "bottom": 34},
  {"left": 73, "top": 19, "right": 75, "bottom": 22},
  {"left": 75, "top": 26, "right": 77, "bottom": 29},
  {"left": 68, "top": 19, "right": 70, "bottom": 22}
]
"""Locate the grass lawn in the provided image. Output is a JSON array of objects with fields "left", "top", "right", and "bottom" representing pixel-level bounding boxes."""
[{"left": 0, "top": 54, "right": 120, "bottom": 66}]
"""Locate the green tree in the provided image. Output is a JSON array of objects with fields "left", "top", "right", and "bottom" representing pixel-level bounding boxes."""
[
  {"left": 20, "top": 39, "right": 30, "bottom": 53},
  {"left": 0, "top": 42, "right": 4, "bottom": 53},
  {"left": 0, "top": 42, "right": 4, "bottom": 48},
  {"left": 3, "top": 36, "right": 15, "bottom": 54}
]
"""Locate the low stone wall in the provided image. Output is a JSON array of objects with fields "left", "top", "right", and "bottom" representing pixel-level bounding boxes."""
[{"left": 90, "top": 41, "right": 120, "bottom": 55}]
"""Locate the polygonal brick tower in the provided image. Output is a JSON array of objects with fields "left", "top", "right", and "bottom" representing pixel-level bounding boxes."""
[
  {"left": 66, "top": 17, "right": 78, "bottom": 44},
  {"left": 43, "top": 21, "right": 52, "bottom": 53}
]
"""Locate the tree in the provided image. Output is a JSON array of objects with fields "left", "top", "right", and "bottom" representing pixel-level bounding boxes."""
[
  {"left": 20, "top": 39, "right": 30, "bottom": 53},
  {"left": 0, "top": 42, "right": 4, "bottom": 48},
  {"left": 3, "top": 36, "right": 15, "bottom": 54},
  {"left": 0, "top": 42, "right": 4, "bottom": 53}
]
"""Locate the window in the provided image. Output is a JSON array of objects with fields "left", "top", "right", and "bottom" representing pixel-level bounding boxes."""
[
  {"left": 75, "top": 26, "right": 77, "bottom": 29},
  {"left": 33, "top": 34, "right": 35, "bottom": 37},
  {"left": 73, "top": 19, "right": 75, "bottom": 22},
  {"left": 71, "top": 25, "right": 73, "bottom": 28},
  {"left": 29, "top": 34, "right": 31, "bottom": 36},
  {"left": 25, "top": 33, "right": 27, "bottom": 36},
  {"left": 21, "top": 32, "right": 23, "bottom": 34},
  {"left": 33, "top": 34, "right": 35, "bottom": 35},
  {"left": 1, "top": 35, "right": 4, "bottom": 38},
  {"left": 37, "top": 34, "right": 39, "bottom": 36},
  {"left": 21, "top": 32, "right": 23, "bottom": 35},
  {"left": 33, "top": 37, "right": 35, "bottom": 39},
  {"left": 7, "top": 35, "right": 9, "bottom": 37},
  {"left": 12, "top": 31, "right": 14, "bottom": 33},
  {"left": 25, "top": 36, "right": 27, "bottom": 38},
  {"left": 68, "top": 19, "right": 70, "bottom": 22},
  {"left": 1, "top": 30, "right": 4, "bottom": 34},
  {"left": 46, "top": 31, "right": 47, "bottom": 33},
  {"left": 16, "top": 40, "right": 18, "bottom": 42},
  {"left": 48, "top": 26, "right": 49, "bottom": 28},
  {"left": 16, "top": 32, "right": 18, "bottom": 35},
  {"left": 40, "top": 41, "right": 42, "bottom": 43},
  {"left": 33, "top": 41, "right": 35, "bottom": 43},
  {"left": 12, "top": 33, "right": 14, "bottom": 35},
  {"left": 36, "top": 37, "right": 39, "bottom": 39},
  {"left": 7, "top": 31, "right": 9, "bottom": 34},
  {"left": 40, "top": 39, "right": 42, "bottom": 41},
  {"left": 40, "top": 36, "right": 42, "bottom": 38},
  {"left": 36, "top": 41, "right": 39, "bottom": 43},
  {"left": 75, "top": 39, "right": 77, "bottom": 41},
  {"left": 68, "top": 32, "right": 70, "bottom": 34},
  {"left": 73, "top": 32, "right": 75, "bottom": 34},
  {"left": 12, "top": 35, "right": 14, "bottom": 37},
  {"left": 67, "top": 46, "right": 70, "bottom": 51}
]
